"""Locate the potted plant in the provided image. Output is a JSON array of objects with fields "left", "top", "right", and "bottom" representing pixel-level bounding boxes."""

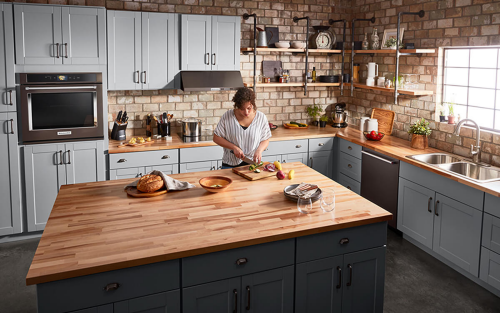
[
  {"left": 306, "top": 104, "right": 322, "bottom": 125},
  {"left": 439, "top": 109, "right": 446, "bottom": 122},
  {"left": 408, "top": 118, "right": 432, "bottom": 149},
  {"left": 319, "top": 115, "right": 328, "bottom": 127},
  {"left": 448, "top": 103, "right": 456, "bottom": 124},
  {"left": 384, "top": 38, "right": 404, "bottom": 50}
]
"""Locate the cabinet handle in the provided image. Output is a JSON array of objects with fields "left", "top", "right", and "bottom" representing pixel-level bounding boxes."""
[
  {"left": 435, "top": 200, "right": 439, "bottom": 216},
  {"left": 142, "top": 71, "right": 147, "bottom": 84},
  {"left": 205, "top": 53, "right": 209, "bottom": 65},
  {"left": 428, "top": 197, "right": 433, "bottom": 213},
  {"left": 246, "top": 286, "right": 251, "bottom": 310},
  {"left": 8, "top": 90, "right": 13, "bottom": 106},
  {"left": 336, "top": 266, "right": 342, "bottom": 289},
  {"left": 103, "top": 283, "right": 120, "bottom": 292},
  {"left": 233, "top": 289, "right": 238, "bottom": 313},
  {"left": 9, "top": 119, "right": 14, "bottom": 134},
  {"left": 56, "top": 43, "right": 60, "bottom": 58},
  {"left": 64, "top": 43, "right": 68, "bottom": 58},
  {"left": 318, "top": 143, "right": 324, "bottom": 146},
  {"left": 59, "top": 150, "right": 63, "bottom": 165},
  {"left": 66, "top": 150, "right": 71, "bottom": 164},
  {"left": 347, "top": 264, "right": 353, "bottom": 287},
  {"left": 162, "top": 155, "right": 170, "bottom": 159},
  {"left": 236, "top": 258, "right": 247, "bottom": 265},
  {"left": 339, "top": 238, "right": 349, "bottom": 245},
  {"left": 118, "top": 159, "right": 127, "bottom": 163},
  {"left": 296, "top": 145, "right": 302, "bottom": 148},
  {"left": 347, "top": 164, "right": 352, "bottom": 168},
  {"left": 212, "top": 53, "right": 216, "bottom": 65},
  {"left": 348, "top": 146, "right": 352, "bottom": 150},
  {"left": 135, "top": 71, "right": 140, "bottom": 84},
  {"left": 136, "top": 173, "right": 143, "bottom": 178},
  {"left": 310, "top": 157, "right": 313, "bottom": 168},
  {"left": 218, "top": 166, "right": 222, "bottom": 169},
  {"left": 211, "top": 166, "right": 215, "bottom": 170},
  {"left": 347, "top": 186, "right": 351, "bottom": 190}
]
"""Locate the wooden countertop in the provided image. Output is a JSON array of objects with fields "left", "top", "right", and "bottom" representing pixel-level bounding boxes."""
[{"left": 26, "top": 162, "right": 392, "bottom": 285}]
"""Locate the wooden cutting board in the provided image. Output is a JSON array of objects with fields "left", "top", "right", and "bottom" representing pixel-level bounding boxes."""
[
  {"left": 232, "top": 162, "right": 290, "bottom": 181},
  {"left": 371, "top": 108, "right": 395, "bottom": 135},
  {"left": 124, "top": 186, "right": 167, "bottom": 197}
]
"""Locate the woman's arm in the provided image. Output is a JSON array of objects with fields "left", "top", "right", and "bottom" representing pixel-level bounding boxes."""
[
  {"left": 253, "top": 139, "right": 269, "bottom": 164},
  {"left": 213, "top": 134, "right": 245, "bottom": 159}
]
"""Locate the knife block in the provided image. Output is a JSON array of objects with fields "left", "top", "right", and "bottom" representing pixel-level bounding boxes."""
[
  {"left": 158, "top": 122, "right": 171, "bottom": 137},
  {"left": 110, "top": 121, "right": 127, "bottom": 141}
]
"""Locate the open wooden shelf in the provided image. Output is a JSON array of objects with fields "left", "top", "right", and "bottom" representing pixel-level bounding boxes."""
[
  {"left": 345, "top": 83, "right": 434, "bottom": 96},
  {"left": 346, "top": 49, "right": 436, "bottom": 54},
  {"left": 244, "top": 82, "right": 340, "bottom": 88},
  {"left": 241, "top": 47, "right": 342, "bottom": 54}
]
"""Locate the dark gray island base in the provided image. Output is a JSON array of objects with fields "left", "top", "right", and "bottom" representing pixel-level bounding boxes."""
[{"left": 37, "top": 222, "right": 387, "bottom": 313}]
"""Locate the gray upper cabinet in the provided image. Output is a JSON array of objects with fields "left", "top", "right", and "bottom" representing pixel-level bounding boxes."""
[
  {"left": 0, "top": 113, "right": 22, "bottom": 236},
  {"left": 0, "top": 4, "right": 15, "bottom": 112},
  {"left": 181, "top": 15, "right": 240, "bottom": 71},
  {"left": 183, "top": 277, "right": 240, "bottom": 313}
]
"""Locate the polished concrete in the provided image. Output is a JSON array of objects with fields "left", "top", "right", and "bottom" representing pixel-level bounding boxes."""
[{"left": 1, "top": 229, "right": 500, "bottom": 313}]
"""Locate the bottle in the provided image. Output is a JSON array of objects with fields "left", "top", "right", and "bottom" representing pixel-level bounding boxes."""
[
  {"left": 371, "top": 28, "right": 380, "bottom": 50},
  {"left": 362, "top": 33, "right": 369, "bottom": 50},
  {"left": 312, "top": 67, "right": 317, "bottom": 83}
]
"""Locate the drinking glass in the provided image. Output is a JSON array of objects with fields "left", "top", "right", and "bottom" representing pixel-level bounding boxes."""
[
  {"left": 320, "top": 189, "right": 335, "bottom": 212},
  {"left": 297, "top": 196, "right": 313, "bottom": 214}
]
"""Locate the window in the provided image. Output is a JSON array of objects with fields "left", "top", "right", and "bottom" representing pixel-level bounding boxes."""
[{"left": 443, "top": 47, "right": 500, "bottom": 132}]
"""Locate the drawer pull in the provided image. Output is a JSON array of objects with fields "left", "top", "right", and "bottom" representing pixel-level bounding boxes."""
[
  {"left": 336, "top": 266, "right": 342, "bottom": 289},
  {"left": 347, "top": 264, "right": 352, "bottom": 286},
  {"left": 296, "top": 145, "right": 302, "bottom": 148},
  {"left": 435, "top": 200, "right": 440, "bottom": 216},
  {"left": 118, "top": 159, "right": 127, "bottom": 163},
  {"left": 236, "top": 258, "right": 248, "bottom": 265},
  {"left": 104, "top": 282, "right": 120, "bottom": 292},
  {"left": 347, "top": 186, "right": 351, "bottom": 190},
  {"left": 162, "top": 155, "right": 170, "bottom": 159},
  {"left": 233, "top": 289, "right": 238, "bottom": 313},
  {"left": 348, "top": 146, "right": 352, "bottom": 150},
  {"left": 246, "top": 286, "right": 251, "bottom": 310},
  {"left": 339, "top": 238, "right": 349, "bottom": 245},
  {"left": 136, "top": 173, "right": 143, "bottom": 178},
  {"left": 318, "top": 143, "right": 324, "bottom": 146},
  {"left": 347, "top": 164, "right": 352, "bottom": 168},
  {"left": 428, "top": 197, "right": 433, "bottom": 213},
  {"left": 59, "top": 150, "right": 63, "bottom": 165}
]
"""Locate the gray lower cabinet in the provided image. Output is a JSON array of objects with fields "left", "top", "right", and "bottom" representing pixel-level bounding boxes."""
[
  {"left": 308, "top": 151, "right": 332, "bottom": 178},
  {"left": 183, "top": 277, "right": 241, "bottom": 313},
  {"left": 180, "top": 160, "right": 220, "bottom": 173},
  {"left": 114, "top": 291, "right": 180, "bottom": 313},
  {"left": 65, "top": 141, "right": 105, "bottom": 184},
  {"left": 70, "top": 305, "right": 113, "bottom": 313},
  {"left": 110, "top": 165, "right": 178, "bottom": 180},
  {"left": 480, "top": 247, "right": 500, "bottom": 291},
  {"left": 0, "top": 113, "right": 21, "bottom": 236},
  {"left": 0, "top": 3, "right": 15, "bottom": 112},
  {"left": 262, "top": 153, "right": 307, "bottom": 165}
]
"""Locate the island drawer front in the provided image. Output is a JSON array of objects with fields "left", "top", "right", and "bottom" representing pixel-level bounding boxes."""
[
  {"left": 109, "top": 150, "right": 179, "bottom": 170},
  {"left": 479, "top": 247, "right": 500, "bottom": 291},
  {"left": 308, "top": 137, "right": 334, "bottom": 153},
  {"left": 485, "top": 193, "right": 500, "bottom": 218},
  {"left": 296, "top": 222, "right": 387, "bottom": 263},
  {"left": 339, "top": 152, "right": 361, "bottom": 182},
  {"left": 339, "top": 139, "right": 362, "bottom": 159},
  {"left": 263, "top": 139, "right": 308, "bottom": 156},
  {"left": 180, "top": 145, "right": 223, "bottom": 163},
  {"left": 483, "top": 213, "right": 500, "bottom": 255},
  {"left": 37, "top": 260, "right": 179, "bottom": 313},
  {"left": 182, "top": 239, "right": 295, "bottom": 287},
  {"left": 338, "top": 173, "right": 361, "bottom": 195}
]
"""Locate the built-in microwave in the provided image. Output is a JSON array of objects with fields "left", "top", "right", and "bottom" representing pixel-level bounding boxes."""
[{"left": 19, "top": 73, "right": 104, "bottom": 144}]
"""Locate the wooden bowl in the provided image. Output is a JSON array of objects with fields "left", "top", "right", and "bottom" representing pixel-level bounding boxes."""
[{"left": 199, "top": 176, "right": 233, "bottom": 193}]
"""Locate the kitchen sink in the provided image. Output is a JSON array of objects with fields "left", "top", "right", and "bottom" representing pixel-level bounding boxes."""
[
  {"left": 407, "top": 153, "right": 463, "bottom": 165},
  {"left": 436, "top": 162, "right": 500, "bottom": 183}
]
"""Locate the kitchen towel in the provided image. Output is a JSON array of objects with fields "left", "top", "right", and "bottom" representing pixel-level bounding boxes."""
[
  {"left": 286, "top": 183, "right": 318, "bottom": 199},
  {"left": 126, "top": 170, "right": 196, "bottom": 191}
]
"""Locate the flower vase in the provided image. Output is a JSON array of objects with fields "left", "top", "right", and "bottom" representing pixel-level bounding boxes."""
[
  {"left": 370, "top": 28, "right": 380, "bottom": 50},
  {"left": 362, "top": 33, "right": 369, "bottom": 50},
  {"left": 410, "top": 134, "right": 428, "bottom": 149}
]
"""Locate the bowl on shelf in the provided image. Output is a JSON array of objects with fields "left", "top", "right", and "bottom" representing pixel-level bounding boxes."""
[
  {"left": 363, "top": 131, "right": 385, "bottom": 141},
  {"left": 275, "top": 41, "right": 290, "bottom": 49},
  {"left": 199, "top": 176, "right": 233, "bottom": 193},
  {"left": 291, "top": 41, "right": 306, "bottom": 49}
]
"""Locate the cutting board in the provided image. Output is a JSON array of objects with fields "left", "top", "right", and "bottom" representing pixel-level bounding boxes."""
[
  {"left": 232, "top": 162, "right": 290, "bottom": 181},
  {"left": 371, "top": 108, "right": 395, "bottom": 135},
  {"left": 124, "top": 186, "right": 167, "bottom": 197}
]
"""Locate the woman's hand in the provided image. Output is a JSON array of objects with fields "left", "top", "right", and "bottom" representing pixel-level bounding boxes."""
[
  {"left": 253, "top": 150, "right": 263, "bottom": 164},
  {"left": 233, "top": 146, "right": 245, "bottom": 160}
]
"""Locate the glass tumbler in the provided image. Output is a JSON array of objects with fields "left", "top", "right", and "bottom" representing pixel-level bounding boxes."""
[
  {"left": 320, "top": 189, "right": 336, "bottom": 212},
  {"left": 297, "top": 196, "right": 313, "bottom": 214}
]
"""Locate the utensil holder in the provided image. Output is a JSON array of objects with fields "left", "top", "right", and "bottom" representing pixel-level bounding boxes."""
[
  {"left": 158, "top": 122, "right": 171, "bottom": 137},
  {"left": 110, "top": 121, "right": 127, "bottom": 141}
]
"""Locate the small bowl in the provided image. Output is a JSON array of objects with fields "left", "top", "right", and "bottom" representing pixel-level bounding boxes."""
[
  {"left": 291, "top": 41, "right": 306, "bottom": 49},
  {"left": 199, "top": 176, "right": 232, "bottom": 193},
  {"left": 275, "top": 41, "right": 290, "bottom": 49},
  {"left": 363, "top": 131, "right": 385, "bottom": 141}
]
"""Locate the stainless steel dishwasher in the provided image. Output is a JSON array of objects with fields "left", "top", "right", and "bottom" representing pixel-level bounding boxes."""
[{"left": 361, "top": 147, "right": 400, "bottom": 229}]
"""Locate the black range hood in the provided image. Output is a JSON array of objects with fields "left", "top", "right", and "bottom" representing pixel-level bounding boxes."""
[{"left": 181, "top": 71, "right": 244, "bottom": 92}]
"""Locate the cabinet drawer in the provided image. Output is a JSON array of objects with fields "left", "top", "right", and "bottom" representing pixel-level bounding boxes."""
[
  {"left": 182, "top": 239, "right": 295, "bottom": 287},
  {"left": 338, "top": 173, "right": 361, "bottom": 194},
  {"left": 37, "top": 260, "right": 179, "bottom": 313},
  {"left": 263, "top": 139, "right": 308, "bottom": 156},
  {"left": 308, "top": 137, "right": 334, "bottom": 153},
  {"left": 339, "top": 139, "right": 361, "bottom": 159},
  {"left": 480, "top": 247, "right": 500, "bottom": 291},
  {"left": 109, "top": 150, "right": 179, "bottom": 169},
  {"left": 109, "top": 167, "right": 145, "bottom": 180},
  {"left": 485, "top": 193, "right": 500, "bottom": 218},
  {"left": 146, "top": 164, "right": 178, "bottom": 174},
  {"left": 483, "top": 213, "right": 500, "bottom": 255},
  {"left": 339, "top": 152, "right": 361, "bottom": 182},
  {"left": 180, "top": 145, "right": 222, "bottom": 163},
  {"left": 296, "top": 222, "right": 387, "bottom": 263}
]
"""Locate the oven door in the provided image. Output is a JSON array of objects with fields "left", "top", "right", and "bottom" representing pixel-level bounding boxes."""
[{"left": 20, "top": 84, "right": 103, "bottom": 143}]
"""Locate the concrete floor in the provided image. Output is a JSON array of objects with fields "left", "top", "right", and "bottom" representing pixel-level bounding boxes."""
[{"left": 1, "top": 229, "right": 500, "bottom": 313}]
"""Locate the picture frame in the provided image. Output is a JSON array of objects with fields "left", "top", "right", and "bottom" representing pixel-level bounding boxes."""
[{"left": 381, "top": 28, "right": 404, "bottom": 49}]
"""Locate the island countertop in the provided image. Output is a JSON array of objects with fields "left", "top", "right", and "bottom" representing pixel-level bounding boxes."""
[{"left": 26, "top": 162, "right": 392, "bottom": 286}]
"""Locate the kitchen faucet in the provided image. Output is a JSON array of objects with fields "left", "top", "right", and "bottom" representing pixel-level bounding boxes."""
[{"left": 453, "top": 119, "right": 481, "bottom": 163}]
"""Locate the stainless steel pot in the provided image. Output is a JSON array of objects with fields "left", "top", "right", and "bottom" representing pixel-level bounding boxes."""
[{"left": 178, "top": 118, "right": 202, "bottom": 137}]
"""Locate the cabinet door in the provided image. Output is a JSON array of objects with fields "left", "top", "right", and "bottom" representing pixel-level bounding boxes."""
[
  {"left": 211, "top": 16, "right": 240, "bottom": 71},
  {"left": 142, "top": 12, "right": 178, "bottom": 90},
  {"left": 114, "top": 290, "right": 180, "bottom": 313},
  {"left": 295, "top": 256, "right": 343, "bottom": 313},
  {"left": 183, "top": 277, "right": 240, "bottom": 313},
  {"left": 480, "top": 247, "right": 500, "bottom": 291},
  {"left": 70, "top": 304, "right": 113, "bottom": 313},
  {"left": 24, "top": 143, "right": 66, "bottom": 231},
  {"left": 65, "top": 141, "right": 105, "bottom": 185},
  {"left": 181, "top": 15, "right": 211, "bottom": 71},
  {"left": 0, "top": 4, "right": 15, "bottom": 112},
  {"left": 14, "top": 4, "right": 62, "bottom": 65},
  {"left": 309, "top": 150, "right": 332, "bottom": 178},
  {"left": 145, "top": 164, "right": 179, "bottom": 175},
  {"left": 0, "top": 113, "right": 21, "bottom": 235},
  {"left": 61, "top": 7, "right": 106, "bottom": 65},
  {"left": 397, "top": 178, "right": 435, "bottom": 249},
  {"left": 342, "top": 247, "right": 386, "bottom": 313},
  {"left": 241, "top": 266, "right": 294, "bottom": 313},
  {"left": 262, "top": 154, "right": 280, "bottom": 163},
  {"left": 109, "top": 167, "right": 145, "bottom": 180},
  {"left": 282, "top": 152, "right": 307, "bottom": 165},
  {"left": 107, "top": 11, "right": 142, "bottom": 90},
  {"left": 433, "top": 193, "right": 482, "bottom": 276},
  {"left": 179, "top": 161, "right": 217, "bottom": 173}
]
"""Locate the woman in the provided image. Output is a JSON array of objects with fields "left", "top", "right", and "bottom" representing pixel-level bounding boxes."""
[{"left": 213, "top": 87, "right": 272, "bottom": 169}]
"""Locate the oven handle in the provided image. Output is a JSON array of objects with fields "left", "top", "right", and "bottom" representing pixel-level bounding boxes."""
[
  {"left": 361, "top": 150, "right": 396, "bottom": 164},
  {"left": 25, "top": 86, "right": 97, "bottom": 90}
]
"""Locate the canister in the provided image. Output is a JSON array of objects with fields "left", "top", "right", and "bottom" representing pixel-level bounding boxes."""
[
  {"left": 360, "top": 117, "right": 370, "bottom": 132},
  {"left": 366, "top": 118, "right": 378, "bottom": 132},
  {"left": 353, "top": 64, "right": 360, "bottom": 83}
]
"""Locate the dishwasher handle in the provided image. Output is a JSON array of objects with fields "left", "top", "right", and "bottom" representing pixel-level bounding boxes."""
[{"left": 361, "top": 150, "right": 396, "bottom": 164}]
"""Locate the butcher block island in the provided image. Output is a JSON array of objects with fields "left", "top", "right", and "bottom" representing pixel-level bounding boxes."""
[{"left": 27, "top": 162, "right": 392, "bottom": 313}]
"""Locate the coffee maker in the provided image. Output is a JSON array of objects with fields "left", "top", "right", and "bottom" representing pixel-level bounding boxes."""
[{"left": 332, "top": 103, "right": 348, "bottom": 128}]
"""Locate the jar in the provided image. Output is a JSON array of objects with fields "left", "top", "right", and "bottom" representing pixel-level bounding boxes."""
[
  {"left": 366, "top": 118, "right": 378, "bottom": 132},
  {"left": 360, "top": 117, "right": 370, "bottom": 132},
  {"left": 262, "top": 76, "right": 270, "bottom": 83}
]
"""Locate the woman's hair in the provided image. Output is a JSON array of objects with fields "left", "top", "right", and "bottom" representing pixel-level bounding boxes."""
[{"left": 232, "top": 87, "right": 257, "bottom": 110}]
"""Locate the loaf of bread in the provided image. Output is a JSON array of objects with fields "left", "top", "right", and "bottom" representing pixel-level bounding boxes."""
[{"left": 137, "top": 174, "right": 164, "bottom": 193}]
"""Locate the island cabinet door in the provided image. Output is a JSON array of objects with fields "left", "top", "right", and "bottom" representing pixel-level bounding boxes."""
[
  {"left": 65, "top": 141, "right": 105, "bottom": 185},
  {"left": 397, "top": 178, "right": 435, "bottom": 249},
  {"left": 295, "top": 256, "right": 343, "bottom": 313},
  {"left": 114, "top": 290, "right": 180, "bottom": 313},
  {"left": 241, "top": 266, "right": 294, "bottom": 313},
  {"left": 69, "top": 304, "right": 112, "bottom": 313},
  {"left": 308, "top": 150, "right": 333, "bottom": 178},
  {"left": 183, "top": 278, "right": 241, "bottom": 313},
  {"left": 341, "top": 247, "right": 386, "bottom": 313}
]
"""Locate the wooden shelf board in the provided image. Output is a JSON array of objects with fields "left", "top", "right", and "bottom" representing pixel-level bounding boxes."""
[
  {"left": 308, "top": 82, "right": 341, "bottom": 86},
  {"left": 345, "top": 49, "right": 436, "bottom": 54},
  {"left": 244, "top": 82, "right": 341, "bottom": 88},
  {"left": 345, "top": 83, "right": 434, "bottom": 96},
  {"left": 240, "top": 47, "right": 342, "bottom": 54}
]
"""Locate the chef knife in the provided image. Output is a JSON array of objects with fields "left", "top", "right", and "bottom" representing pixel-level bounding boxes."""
[
  {"left": 121, "top": 111, "right": 127, "bottom": 124},
  {"left": 163, "top": 112, "right": 167, "bottom": 123},
  {"left": 116, "top": 111, "right": 123, "bottom": 124},
  {"left": 230, "top": 150, "right": 256, "bottom": 165}
]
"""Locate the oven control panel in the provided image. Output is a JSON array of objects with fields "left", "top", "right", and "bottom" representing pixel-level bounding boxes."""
[{"left": 21, "top": 73, "right": 102, "bottom": 84}]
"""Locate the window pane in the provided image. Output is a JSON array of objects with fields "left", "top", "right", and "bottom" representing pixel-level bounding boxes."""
[
  {"left": 452, "top": 104, "right": 467, "bottom": 119},
  {"left": 469, "top": 69, "right": 496, "bottom": 88},
  {"left": 497, "top": 70, "right": 500, "bottom": 89},
  {"left": 444, "top": 68, "right": 468, "bottom": 86},
  {"left": 468, "top": 107, "right": 494, "bottom": 129},
  {"left": 445, "top": 49, "right": 469, "bottom": 68},
  {"left": 443, "top": 85, "right": 468, "bottom": 105},
  {"left": 470, "top": 49, "right": 498, "bottom": 69},
  {"left": 469, "top": 88, "right": 495, "bottom": 109}
]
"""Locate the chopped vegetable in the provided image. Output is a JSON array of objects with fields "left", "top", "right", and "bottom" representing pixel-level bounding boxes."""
[
  {"left": 210, "top": 184, "right": 223, "bottom": 188},
  {"left": 254, "top": 169, "right": 261, "bottom": 173},
  {"left": 264, "top": 163, "right": 276, "bottom": 172}
]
